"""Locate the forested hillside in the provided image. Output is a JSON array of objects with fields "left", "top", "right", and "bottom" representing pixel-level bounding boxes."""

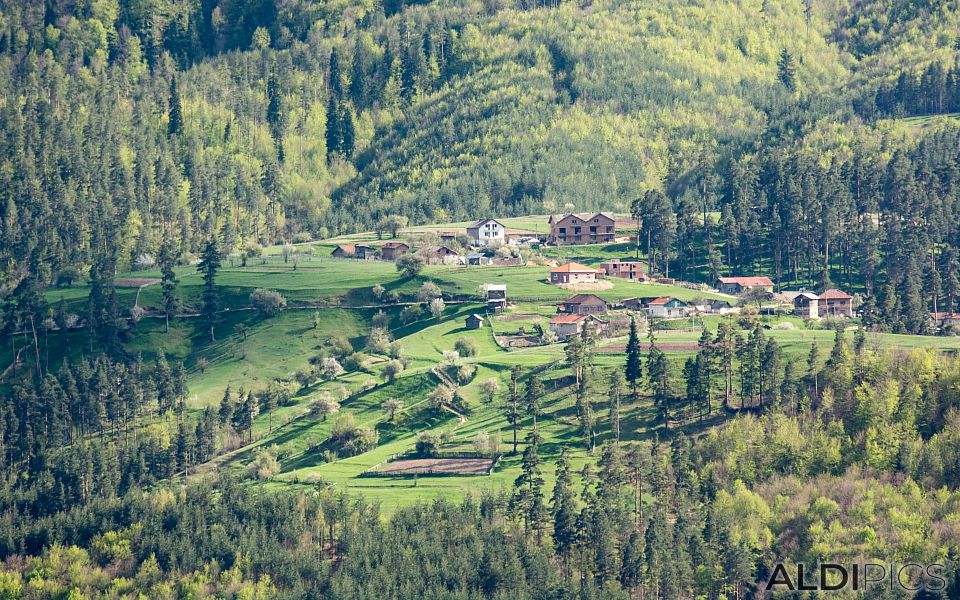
[
  {"left": 2, "top": 0, "right": 958, "bottom": 262},
  {"left": 6, "top": 1, "right": 960, "bottom": 598}
]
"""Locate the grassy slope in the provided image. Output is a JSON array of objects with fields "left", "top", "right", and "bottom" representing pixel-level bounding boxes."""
[{"left": 26, "top": 236, "right": 960, "bottom": 513}]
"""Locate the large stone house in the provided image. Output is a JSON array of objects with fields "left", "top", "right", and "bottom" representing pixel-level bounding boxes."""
[
  {"left": 716, "top": 276, "right": 775, "bottom": 295},
  {"left": 466, "top": 219, "right": 506, "bottom": 246},
  {"left": 549, "top": 262, "right": 600, "bottom": 285},
  {"left": 548, "top": 212, "right": 616, "bottom": 245},
  {"left": 560, "top": 294, "right": 608, "bottom": 315},
  {"left": 599, "top": 258, "right": 649, "bottom": 281}
]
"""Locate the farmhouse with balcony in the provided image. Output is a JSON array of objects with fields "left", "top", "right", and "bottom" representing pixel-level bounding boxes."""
[
  {"left": 792, "top": 289, "right": 854, "bottom": 318},
  {"left": 549, "top": 262, "right": 600, "bottom": 285},
  {"left": 818, "top": 289, "right": 854, "bottom": 317},
  {"left": 548, "top": 212, "right": 616, "bottom": 245},
  {"left": 716, "top": 276, "right": 775, "bottom": 295}
]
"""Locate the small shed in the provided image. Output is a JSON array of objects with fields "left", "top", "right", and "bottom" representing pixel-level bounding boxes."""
[
  {"left": 465, "top": 314, "right": 484, "bottom": 330},
  {"left": 467, "top": 253, "right": 493, "bottom": 266}
]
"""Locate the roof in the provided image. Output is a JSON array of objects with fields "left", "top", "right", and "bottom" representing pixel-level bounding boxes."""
[
  {"left": 355, "top": 243, "right": 374, "bottom": 249},
  {"left": 550, "top": 262, "right": 599, "bottom": 273},
  {"left": 932, "top": 312, "right": 960, "bottom": 319},
  {"left": 717, "top": 276, "right": 774, "bottom": 286},
  {"left": 486, "top": 284, "right": 507, "bottom": 291},
  {"left": 709, "top": 299, "right": 732, "bottom": 307},
  {"left": 647, "top": 297, "right": 674, "bottom": 306},
  {"left": 550, "top": 212, "right": 617, "bottom": 224},
  {"left": 467, "top": 218, "right": 504, "bottom": 228},
  {"left": 795, "top": 292, "right": 820, "bottom": 300},
  {"left": 564, "top": 294, "right": 607, "bottom": 305},
  {"left": 550, "top": 313, "right": 590, "bottom": 324},
  {"left": 332, "top": 244, "right": 355, "bottom": 253},
  {"left": 381, "top": 241, "right": 409, "bottom": 249},
  {"left": 466, "top": 253, "right": 487, "bottom": 259},
  {"left": 820, "top": 288, "right": 852, "bottom": 299},
  {"left": 467, "top": 314, "right": 484, "bottom": 321}
]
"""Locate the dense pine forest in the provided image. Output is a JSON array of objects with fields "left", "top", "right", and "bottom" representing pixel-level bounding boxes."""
[{"left": 5, "top": 0, "right": 960, "bottom": 598}]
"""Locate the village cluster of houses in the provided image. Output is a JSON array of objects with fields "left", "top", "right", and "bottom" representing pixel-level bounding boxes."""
[{"left": 330, "top": 213, "right": 626, "bottom": 265}]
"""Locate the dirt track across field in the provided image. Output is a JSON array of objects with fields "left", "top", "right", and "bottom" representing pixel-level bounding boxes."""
[
  {"left": 374, "top": 457, "right": 494, "bottom": 475},
  {"left": 598, "top": 341, "right": 699, "bottom": 353},
  {"left": 114, "top": 278, "right": 161, "bottom": 287}
]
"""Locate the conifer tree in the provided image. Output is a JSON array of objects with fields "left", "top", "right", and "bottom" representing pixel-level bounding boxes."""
[
  {"left": 158, "top": 238, "right": 179, "bottom": 332},
  {"left": 777, "top": 48, "right": 796, "bottom": 91},
  {"left": 625, "top": 317, "right": 642, "bottom": 401},
  {"left": 197, "top": 236, "right": 222, "bottom": 343},
  {"left": 514, "top": 432, "right": 546, "bottom": 541},
  {"left": 168, "top": 76, "right": 183, "bottom": 136},
  {"left": 552, "top": 448, "right": 577, "bottom": 576}
]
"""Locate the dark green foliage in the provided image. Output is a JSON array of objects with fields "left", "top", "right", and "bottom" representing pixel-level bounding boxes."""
[{"left": 197, "top": 236, "right": 223, "bottom": 342}]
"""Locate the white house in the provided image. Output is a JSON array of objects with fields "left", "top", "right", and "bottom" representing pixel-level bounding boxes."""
[
  {"left": 466, "top": 219, "right": 506, "bottom": 246},
  {"left": 646, "top": 297, "right": 688, "bottom": 319}
]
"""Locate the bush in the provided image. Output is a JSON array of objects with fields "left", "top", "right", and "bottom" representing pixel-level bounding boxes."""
[
  {"left": 382, "top": 398, "right": 404, "bottom": 421},
  {"left": 415, "top": 431, "right": 442, "bottom": 457},
  {"left": 454, "top": 338, "right": 478, "bottom": 358},
  {"left": 400, "top": 304, "right": 423, "bottom": 324},
  {"left": 322, "top": 357, "right": 344, "bottom": 379},
  {"left": 343, "top": 427, "right": 379, "bottom": 455},
  {"left": 457, "top": 364, "right": 476, "bottom": 385},
  {"left": 54, "top": 266, "right": 82, "bottom": 287},
  {"left": 366, "top": 328, "right": 393, "bottom": 354},
  {"left": 381, "top": 359, "right": 404, "bottom": 382},
  {"left": 396, "top": 254, "right": 425, "bottom": 278},
  {"left": 417, "top": 281, "right": 442, "bottom": 302},
  {"left": 250, "top": 288, "right": 287, "bottom": 317},
  {"left": 308, "top": 394, "right": 340, "bottom": 420},
  {"left": 246, "top": 447, "right": 281, "bottom": 480},
  {"left": 328, "top": 335, "right": 354, "bottom": 358},
  {"left": 429, "top": 298, "right": 445, "bottom": 319}
]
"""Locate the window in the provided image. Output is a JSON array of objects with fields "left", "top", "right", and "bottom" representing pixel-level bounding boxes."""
[{"left": 559, "top": 227, "right": 566, "bottom": 234}]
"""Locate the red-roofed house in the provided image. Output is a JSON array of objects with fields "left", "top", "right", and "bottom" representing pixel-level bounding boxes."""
[
  {"left": 549, "top": 262, "right": 600, "bottom": 285},
  {"left": 331, "top": 244, "right": 356, "bottom": 258},
  {"left": 549, "top": 313, "right": 604, "bottom": 340},
  {"left": 646, "top": 297, "right": 688, "bottom": 318},
  {"left": 932, "top": 312, "right": 960, "bottom": 329},
  {"left": 818, "top": 289, "right": 853, "bottom": 317},
  {"left": 716, "top": 276, "right": 775, "bottom": 295}
]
